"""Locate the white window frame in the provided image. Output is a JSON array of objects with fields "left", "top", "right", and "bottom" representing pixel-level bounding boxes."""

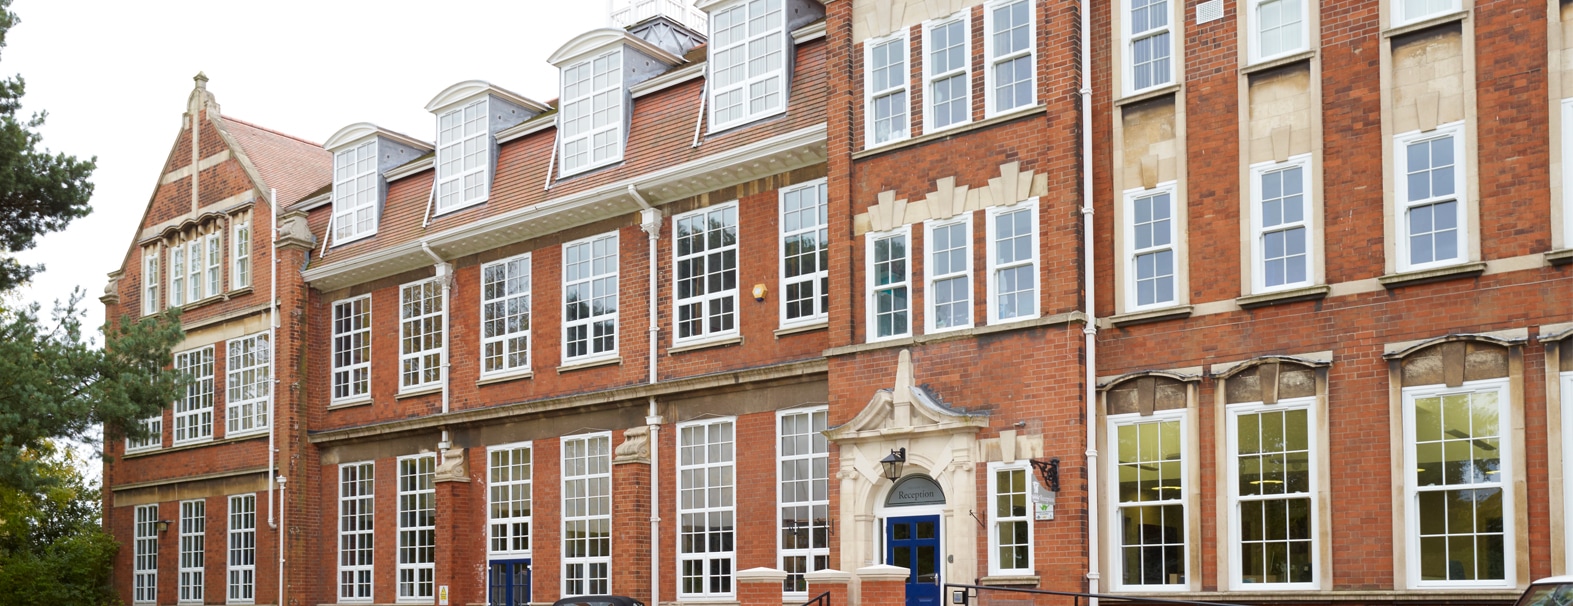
[
  {"left": 677, "top": 417, "right": 737, "bottom": 599},
  {"left": 143, "top": 248, "right": 160, "bottom": 315},
  {"left": 984, "top": 0, "right": 1038, "bottom": 117},
  {"left": 1224, "top": 398, "right": 1319, "bottom": 590},
  {"left": 985, "top": 198, "right": 1041, "bottom": 324},
  {"left": 562, "top": 232, "right": 619, "bottom": 365},
  {"left": 231, "top": 219, "right": 250, "bottom": 291},
  {"left": 227, "top": 494, "right": 256, "bottom": 604},
  {"left": 225, "top": 332, "right": 270, "bottom": 437},
  {"left": 205, "top": 232, "right": 222, "bottom": 299},
  {"left": 777, "top": 406, "right": 829, "bottom": 597},
  {"left": 338, "top": 462, "right": 375, "bottom": 603},
  {"left": 332, "top": 140, "right": 380, "bottom": 246},
  {"left": 866, "top": 225, "right": 913, "bottom": 343},
  {"left": 1401, "top": 378, "right": 1515, "bottom": 589},
  {"left": 863, "top": 30, "right": 911, "bottom": 148},
  {"left": 1107, "top": 408, "right": 1191, "bottom": 592},
  {"left": 186, "top": 239, "right": 205, "bottom": 304},
  {"left": 399, "top": 278, "right": 444, "bottom": 392},
  {"left": 172, "top": 345, "right": 215, "bottom": 445},
  {"left": 435, "top": 98, "right": 490, "bottom": 214},
  {"left": 559, "top": 50, "right": 624, "bottom": 177},
  {"left": 1394, "top": 122, "right": 1469, "bottom": 273},
  {"left": 1250, "top": 155, "right": 1315, "bottom": 294},
  {"left": 672, "top": 202, "right": 740, "bottom": 345},
  {"left": 170, "top": 242, "right": 186, "bottom": 307},
  {"left": 134, "top": 504, "right": 159, "bottom": 604},
  {"left": 127, "top": 415, "right": 162, "bottom": 453},
  {"left": 178, "top": 499, "right": 205, "bottom": 604},
  {"left": 1247, "top": 0, "right": 1309, "bottom": 64},
  {"left": 707, "top": 0, "right": 790, "bottom": 132},
  {"left": 1564, "top": 99, "right": 1573, "bottom": 250},
  {"left": 1391, "top": 0, "right": 1462, "bottom": 28},
  {"left": 779, "top": 179, "right": 830, "bottom": 328},
  {"left": 987, "top": 461, "right": 1034, "bottom": 576},
  {"left": 562, "top": 432, "right": 613, "bottom": 597},
  {"left": 1124, "top": 183, "right": 1180, "bottom": 311},
  {"left": 481, "top": 254, "right": 532, "bottom": 377},
  {"left": 397, "top": 454, "right": 436, "bottom": 603},
  {"left": 331, "top": 295, "right": 372, "bottom": 403},
  {"left": 924, "top": 13, "right": 972, "bottom": 132},
  {"left": 1122, "top": 0, "right": 1175, "bottom": 95},
  {"left": 924, "top": 213, "right": 974, "bottom": 334},
  {"left": 488, "top": 442, "right": 534, "bottom": 556}
]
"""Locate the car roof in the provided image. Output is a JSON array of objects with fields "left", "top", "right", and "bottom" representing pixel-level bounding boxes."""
[{"left": 1532, "top": 576, "right": 1573, "bottom": 584}]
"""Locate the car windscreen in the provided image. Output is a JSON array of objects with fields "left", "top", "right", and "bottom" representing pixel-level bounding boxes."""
[{"left": 1518, "top": 584, "right": 1573, "bottom": 606}]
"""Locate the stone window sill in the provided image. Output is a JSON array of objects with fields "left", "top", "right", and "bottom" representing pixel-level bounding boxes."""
[
  {"left": 775, "top": 322, "right": 828, "bottom": 338},
  {"left": 327, "top": 396, "right": 373, "bottom": 410},
  {"left": 978, "top": 574, "right": 1041, "bottom": 586},
  {"left": 1382, "top": 9, "right": 1469, "bottom": 39},
  {"left": 1115, "top": 83, "right": 1182, "bottom": 108},
  {"left": 1237, "top": 284, "right": 1330, "bottom": 309},
  {"left": 1546, "top": 248, "right": 1573, "bottom": 265},
  {"left": 1109, "top": 305, "right": 1194, "bottom": 327},
  {"left": 477, "top": 369, "right": 534, "bottom": 386},
  {"left": 1378, "top": 261, "right": 1486, "bottom": 288},
  {"left": 557, "top": 356, "right": 621, "bottom": 374},
  {"left": 1241, "top": 49, "right": 1316, "bottom": 76},
  {"left": 395, "top": 385, "right": 442, "bottom": 400},
  {"left": 668, "top": 334, "right": 743, "bottom": 355}
]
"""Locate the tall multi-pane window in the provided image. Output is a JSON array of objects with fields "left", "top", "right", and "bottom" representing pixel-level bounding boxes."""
[
  {"left": 926, "top": 17, "right": 970, "bottom": 131},
  {"left": 865, "top": 33, "right": 909, "bottom": 146},
  {"left": 143, "top": 248, "right": 160, "bottom": 315},
  {"left": 1126, "top": 0, "right": 1173, "bottom": 93},
  {"left": 986, "top": 0, "right": 1035, "bottom": 114},
  {"left": 1250, "top": 0, "right": 1305, "bottom": 62},
  {"left": 489, "top": 444, "right": 533, "bottom": 555},
  {"left": 986, "top": 201, "right": 1038, "bottom": 323},
  {"left": 333, "top": 140, "right": 379, "bottom": 245},
  {"left": 926, "top": 216, "right": 973, "bottom": 332},
  {"left": 398, "top": 455, "right": 436, "bottom": 601},
  {"left": 1252, "top": 158, "right": 1312, "bottom": 292},
  {"left": 232, "top": 219, "right": 250, "bottom": 290},
  {"left": 780, "top": 180, "right": 830, "bottom": 326},
  {"left": 1227, "top": 401, "right": 1316, "bottom": 588},
  {"left": 673, "top": 204, "right": 739, "bottom": 343},
  {"left": 563, "top": 233, "right": 618, "bottom": 363},
  {"left": 1396, "top": 123, "right": 1467, "bottom": 272},
  {"left": 226, "top": 332, "right": 270, "bottom": 435},
  {"left": 562, "top": 434, "right": 612, "bottom": 596},
  {"left": 1127, "top": 187, "right": 1176, "bottom": 310},
  {"left": 481, "top": 255, "right": 532, "bottom": 376},
  {"left": 332, "top": 296, "right": 372, "bottom": 402},
  {"left": 988, "top": 463, "right": 1032, "bottom": 575},
  {"left": 1404, "top": 380, "right": 1512, "bottom": 586},
  {"left": 128, "top": 415, "right": 162, "bottom": 452},
  {"left": 228, "top": 494, "right": 256, "bottom": 603},
  {"left": 179, "top": 499, "right": 204, "bottom": 603},
  {"left": 339, "top": 462, "right": 374, "bottom": 602},
  {"left": 205, "top": 233, "right": 222, "bottom": 297},
  {"left": 1111, "top": 412, "right": 1188, "bottom": 589},
  {"left": 867, "top": 227, "right": 911, "bottom": 341},
  {"left": 170, "top": 243, "right": 187, "bottom": 307},
  {"left": 173, "top": 346, "right": 215, "bottom": 444},
  {"left": 678, "top": 419, "right": 736, "bottom": 598},
  {"left": 709, "top": 0, "right": 786, "bottom": 130},
  {"left": 436, "top": 98, "right": 489, "bottom": 212},
  {"left": 134, "top": 504, "right": 159, "bottom": 604},
  {"left": 560, "top": 51, "right": 623, "bottom": 176},
  {"left": 399, "top": 279, "right": 444, "bottom": 390},
  {"left": 187, "top": 240, "right": 205, "bottom": 303},
  {"left": 779, "top": 408, "right": 828, "bottom": 595}
]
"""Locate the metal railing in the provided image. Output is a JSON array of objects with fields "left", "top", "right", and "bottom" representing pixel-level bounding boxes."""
[
  {"left": 945, "top": 584, "right": 1241, "bottom": 606},
  {"left": 800, "top": 590, "right": 831, "bottom": 606},
  {"left": 610, "top": 0, "right": 708, "bottom": 33}
]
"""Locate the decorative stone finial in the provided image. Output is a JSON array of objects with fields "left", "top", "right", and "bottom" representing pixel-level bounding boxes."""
[{"left": 194, "top": 72, "right": 208, "bottom": 88}]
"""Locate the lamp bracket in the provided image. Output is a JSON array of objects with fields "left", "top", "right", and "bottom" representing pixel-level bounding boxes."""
[{"left": 1031, "top": 457, "right": 1061, "bottom": 492}]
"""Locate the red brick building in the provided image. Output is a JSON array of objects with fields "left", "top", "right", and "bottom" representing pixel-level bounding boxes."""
[{"left": 100, "top": 0, "right": 1572, "bottom": 605}]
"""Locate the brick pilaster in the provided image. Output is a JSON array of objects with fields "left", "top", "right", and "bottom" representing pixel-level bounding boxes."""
[
  {"left": 435, "top": 447, "right": 480, "bottom": 606},
  {"left": 611, "top": 428, "right": 652, "bottom": 601}
]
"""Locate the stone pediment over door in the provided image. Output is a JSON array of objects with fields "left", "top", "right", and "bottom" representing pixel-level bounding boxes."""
[{"left": 826, "top": 350, "right": 990, "bottom": 443}]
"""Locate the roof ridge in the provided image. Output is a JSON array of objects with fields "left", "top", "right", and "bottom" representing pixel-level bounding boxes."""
[{"left": 222, "top": 115, "right": 324, "bottom": 148}]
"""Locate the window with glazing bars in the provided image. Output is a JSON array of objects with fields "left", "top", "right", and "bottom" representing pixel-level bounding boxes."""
[
  {"left": 562, "top": 434, "right": 612, "bottom": 596},
  {"left": 560, "top": 51, "right": 623, "bottom": 175},
  {"left": 866, "top": 34, "right": 909, "bottom": 146},
  {"left": 674, "top": 204, "right": 739, "bottom": 342},
  {"left": 678, "top": 419, "right": 736, "bottom": 598},
  {"left": 1112, "top": 414, "right": 1187, "bottom": 588},
  {"left": 490, "top": 445, "right": 533, "bottom": 554},
  {"left": 779, "top": 408, "right": 828, "bottom": 594},
  {"left": 333, "top": 140, "right": 379, "bottom": 244},
  {"left": 398, "top": 455, "right": 436, "bottom": 600},
  {"left": 563, "top": 233, "right": 618, "bottom": 362},
  {"left": 400, "top": 280, "right": 444, "bottom": 390},
  {"left": 987, "top": 0, "right": 1035, "bottom": 114},
  {"left": 173, "top": 346, "right": 214, "bottom": 444},
  {"left": 482, "top": 255, "right": 531, "bottom": 375},
  {"left": 228, "top": 494, "right": 256, "bottom": 603},
  {"left": 179, "top": 499, "right": 204, "bottom": 603},
  {"left": 339, "top": 463, "right": 374, "bottom": 601},
  {"left": 134, "top": 504, "right": 159, "bottom": 603},
  {"left": 709, "top": 0, "right": 786, "bottom": 130},
  {"left": 868, "top": 229, "right": 910, "bottom": 340},
  {"left": 226, "top": 332, "right": 270, "bottom": 435},
  {"left": 436, "top": 99, "right": 489, "bottom": 212},
  {"left": 332, "top": 296, "right": 371, "bottom": 401}
]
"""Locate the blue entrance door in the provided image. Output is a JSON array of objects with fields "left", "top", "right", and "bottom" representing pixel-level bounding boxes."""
[
  {"left": 488, "top": 559, "right": 530, "bottom": 606},
  {"left": 886, "top": 515, "right": 941, "bottom": 606}
]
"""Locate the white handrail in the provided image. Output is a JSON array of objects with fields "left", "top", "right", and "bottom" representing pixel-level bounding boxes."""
[{"left": 610, "top": 0, "right": 707, "bottom": 33}]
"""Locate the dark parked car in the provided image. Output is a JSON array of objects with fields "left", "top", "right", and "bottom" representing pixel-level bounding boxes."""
[
  {"left": 1518, "top": 577, "right": 1573, "bottom": 606},
  {"left": 552, "top": 596, "right": 646, "bottom": 606}
]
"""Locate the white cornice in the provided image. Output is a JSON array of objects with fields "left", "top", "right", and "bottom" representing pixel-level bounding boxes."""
[
  {"left": 793, "top": 19, "right": 827, "bottom": 43},
  {"left": 303, "top": 123, "right": 828, "bottom": 292},
  {"left": 425, "top": 80, "right": 550, "bottom": 114},
  {"left": 323, "top": 122, "right": 433, "bottom": 153},
  {"left": 548, "top": 28, "right": 685, "bottom": 67}
]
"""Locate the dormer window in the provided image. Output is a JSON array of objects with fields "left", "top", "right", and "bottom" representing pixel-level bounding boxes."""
[
  {"left": 561, "top": 50, "right": 624, "bottom": 176},
  {"left": 332, "top": 140, "right": 378, "bottom": 245},
  {"left": 435, "top": 99, "right": 488, "bottom": 213},
  {"left": 708, "top": 0, "right": 786, "bottom": 131}
]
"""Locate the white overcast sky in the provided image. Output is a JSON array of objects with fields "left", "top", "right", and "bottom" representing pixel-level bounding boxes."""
[{"left": 11, "top": 0, "right": 621, "bottom": 331}]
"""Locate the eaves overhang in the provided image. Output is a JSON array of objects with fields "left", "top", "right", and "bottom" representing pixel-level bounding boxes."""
[{"left": 302, "top": 123, "right": 827, "bottom": 292}]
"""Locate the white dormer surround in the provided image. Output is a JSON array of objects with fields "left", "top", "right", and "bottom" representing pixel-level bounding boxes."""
[
  {"left": 548, "top": 29, "right": 686, "bottom": 178},
  {"left": 425, "top": 81, "right": 548, "bottom": 215},
  {"left": 697, "top": 0, "right": 825, "bottom": 133},
  {"left": 323, "top": 124, "right": 434, "bottom": 247}
]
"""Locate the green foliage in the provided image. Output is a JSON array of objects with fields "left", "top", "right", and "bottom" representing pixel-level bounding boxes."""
[
  {"left": 0, "top": 291, "right": 186, "bottom": 492},
  {"left": 0, "top": 0, "right": 97, "bottom": 293},
  {"left": 0, "top": 442, "right": 120, "bottom": 606}
]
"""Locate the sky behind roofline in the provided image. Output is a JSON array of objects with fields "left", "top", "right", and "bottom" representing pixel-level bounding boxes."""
[{"left": 11, "top": 0, "right": 615, "bottom": 333}]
